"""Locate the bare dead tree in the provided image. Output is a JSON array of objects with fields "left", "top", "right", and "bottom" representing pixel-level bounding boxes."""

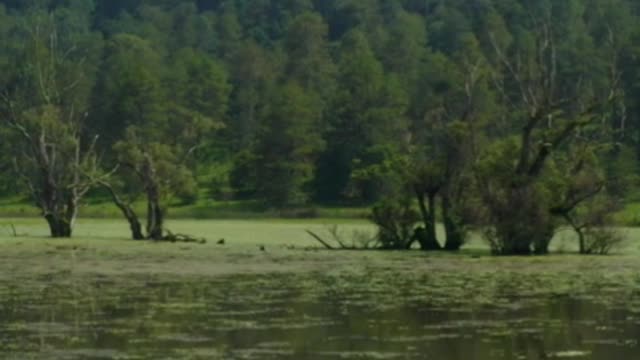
[
  {"left": 0, "top": 17, "right": 99, "bottom": 238},
  {"left": 480, "top": 8, "right": 622, "bottom": 255}
]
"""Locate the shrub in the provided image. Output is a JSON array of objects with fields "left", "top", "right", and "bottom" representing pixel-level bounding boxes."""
[
  {"left": 370, "top": 198, "right": 419, "bottom": 250},
  {"left": 582, "top": 228, "right": 625, "bottom": 255}
]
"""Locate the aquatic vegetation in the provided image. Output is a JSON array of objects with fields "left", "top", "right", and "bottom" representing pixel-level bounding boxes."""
[{"left": 0, "top": 220, "right": 639, "bottom": 359}]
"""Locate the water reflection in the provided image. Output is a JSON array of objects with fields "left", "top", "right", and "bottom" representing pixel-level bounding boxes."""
[{"left": 0, "top": 272, "right": 638, "bottom": 359}]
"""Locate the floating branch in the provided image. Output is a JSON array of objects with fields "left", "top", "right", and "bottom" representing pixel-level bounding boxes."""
[
  {"left": 305, "top": 230, "right": 335, "bottom": 249},
  {"left": 164, "top": 230, "right": 207, "bottom": 244}
]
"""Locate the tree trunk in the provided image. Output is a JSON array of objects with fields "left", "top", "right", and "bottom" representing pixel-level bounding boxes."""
[
  {"left": 532, "top": 227, "right": 554, "bottom": 255},
  {"left": 425, "top": 193, "right": 440, "bottom": 250},
  {"left": 442, "top": 194, "right": 465, "bottom": 251},
  {"left": 491, "top": 186, "right": 554, "bottom": 255},
  {"left": 147, "top": 200, "right": 164, "bottom": 240},
  {"left": 45, "top": 214, "right": 72, "bottom": 238},
  {"left": 414, "top": 187, "right": 441, "bottom": 251},
  {"left": 141, "top": 154, "right": 164, "bottom": 241},
  {"left": 120, "top": 205, "right": 144, "bottom": 240},
  {"left": 578, "top": 230, "right": 586, "bottom": 255},
  {"left": 42, "top": 194, "right": 75, "bottom": 238},
  {"left": 562, "top": 213, "right": 587, "bottom": 254},
  {"left": 100, "top": 181, "right": 145, "bottom": 240},
  {"left": 126, "top": 209, "right": 145, "bottom": 241},
  {"left": 146, "top": 183, "right": 164, "bottom": 241}
]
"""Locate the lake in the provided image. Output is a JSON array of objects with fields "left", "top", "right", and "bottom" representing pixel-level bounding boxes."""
[
  {"left": 1, "top": 271, "right": 639, "bottom": 359},
  {"left": 0, "top": 219, "right": 639, "bottom": 359}
]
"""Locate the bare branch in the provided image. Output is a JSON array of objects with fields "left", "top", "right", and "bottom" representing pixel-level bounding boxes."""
[{"left": 305, "top": 230, "right": 335, "bottom": 250}]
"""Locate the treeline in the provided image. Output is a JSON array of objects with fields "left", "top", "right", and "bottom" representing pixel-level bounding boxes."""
[{"left": 0, "top": 0, "right": 639, "bottom": 254}]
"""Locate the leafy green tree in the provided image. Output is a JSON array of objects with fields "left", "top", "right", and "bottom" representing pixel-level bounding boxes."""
[
  {"left": 251, "top": 82, "right": 324, "bottom": 207},
  {"left": 380, "top": 9, "right": 427, "bottom": 85},
  {"left": 284, "top": 12, "right": 336, "bottom": 100},
  {"left": 316, "top": 30, "right": 408, "bottom": 203},
  {"left": 91, "top": 34, "right": 166, "bottom": 239},
  {"left": 226, "top": 41, "right": 279, "bottom": 150},
  {"left": 94, "top": 35, "right": 229, "bottom": 239},
  {"left": 92, "top": 34, "right": 165, "bottom": 147},
  {"left": 235, "top": 10, "right": 337, "bottom": 207},
  {"left": 214, "top": 3, "right": 243, "bottom": 57},
  {"left": 167, "top": 47, "right": 231, "bottom": 204}
]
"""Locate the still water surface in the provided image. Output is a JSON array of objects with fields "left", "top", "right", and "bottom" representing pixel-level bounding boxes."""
[{"left": 0, "top": 272, "right": 638, "bottom": 359}]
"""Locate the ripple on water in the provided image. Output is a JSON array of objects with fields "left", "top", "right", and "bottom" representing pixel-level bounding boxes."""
[{"left": 0, "top": 266, "right": 639, "bottom": 360}]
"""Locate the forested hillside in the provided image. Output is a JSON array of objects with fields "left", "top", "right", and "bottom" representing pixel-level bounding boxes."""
[{"left": 1, "top": 0, "right": 640, "bottom": 253}]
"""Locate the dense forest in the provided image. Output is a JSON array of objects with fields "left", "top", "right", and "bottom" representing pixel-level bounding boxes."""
[{"left": 1, "top": 0, "right": 639, "bottom": 254}]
